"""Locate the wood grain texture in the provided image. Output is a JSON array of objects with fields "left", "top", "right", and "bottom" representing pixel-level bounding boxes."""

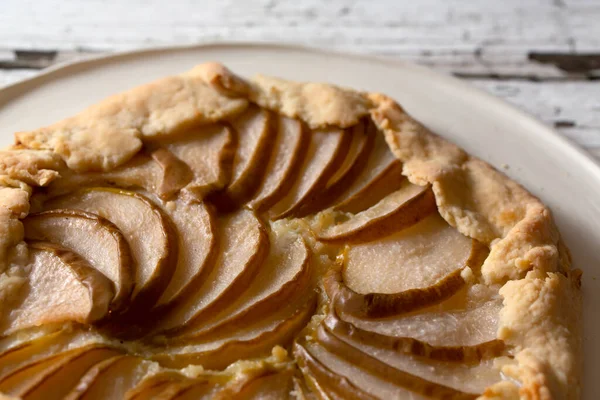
[{"left": 0, "top": 0, "right": 598, "bottom": 159}]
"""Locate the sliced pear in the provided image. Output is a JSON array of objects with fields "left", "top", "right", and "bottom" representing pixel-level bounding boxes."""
[
  {"left": 4, "top": 242, "right": 114, "bottom": 334},
  {"left": 126, "top": 381, "right": 182, "bottom": 400},
  {"left": 172, "top": 382, "right": 217, "bottom": 400},
  {"left": 344, "top": 213, "right": 476, "bottom": 295},
  {"left": 324, "top": 122, "right": 371, "bottom": 192},
  {"left": 0, "top": 329, "right": 88, "bottom": 381},
  {"left": 151, "top": 209, "right": 268, "bottom": 333},
  {"left": 323, "top": 228, "right": 489, "bottom": 321},
  {"left": 49, "top": 152, "right": 192, "bottom": 200},
  {"left": 249, "top": 116, "right": 306, "bottom": 212},
  {"left": 44, "top": 188, "right": 177, "bottom": 308},
  {"left": 0, "top": 349, "right": 80, "bottom": 396},
  {"left": 0, "top": 345, "right": 120, "bottom": 398},
  {"left": 218, "top": 370, "right": 294, "bottom": 400},
  {"left": 319, "top": 319, "right": 504, "bottom": 396},
  {"left": 294, "top": 340, "right": 378, "bottom": 400},
  {"left": 268, "top": 127, "right": 350, "bottom": 220},
  {"left": 0, "top": 352, "right": 66, "bottom": 396},
  {"left": 317, "top": 182, "right": 437, "bottom": 243},
  {"left": 296, "top": 340, "right": 425, "bottom": 400},
  {"left": 124, "top": 371, "right": 190, "bottom": 400},
  {"left": 155, "top": 200, "right": 217, "bottom": 306},
  {"left": 149, "top": 148, "right": 194, "bottom": 198},
  {"left": 301, "top": 121, "right": 373, "bottom": 215},
  {"left": 324, "top": 265, "right": 467, "bottom": 320},
  {"left": 65, "top": 356, "right": 158, "bottom": 400},
  {"left": 345, "top": 290, "right": 502, "bottom": 348},
  {"left": 126, "top": 382, "right": 174, "bottom": 400},
  {"left": 174, "top": 230, "right": 310, "bottom": 342},
  {"left": 323, "top": 312, "right": 504, "bottom": 365},
  {"left": 317, "top": 325, "right": 480, "bottom": 399},
  {"left": 151, "top": 297, "right": 316, "bottom": 369},
  {"left": 332, "top": 129, "right": 403, "bottom": 214},
  {"left": 65, "top": 355, "right": 124, "bottom": 399},
  {"left": 23, "top": 209, "right": 134, "bottom": 312},
  {"left": 212, "top": 106, "right": 273, "bottom": 208},
  {"left": 22, "top": 346, "right": 121, "bottom": 400},
  {"left": 161, "top": 124, "right": 235, "bottom": 200}
]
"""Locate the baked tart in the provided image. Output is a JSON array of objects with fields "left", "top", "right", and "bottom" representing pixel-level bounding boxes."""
[{"left": 0, "top": 63, "right": 581, "bottom": 399}]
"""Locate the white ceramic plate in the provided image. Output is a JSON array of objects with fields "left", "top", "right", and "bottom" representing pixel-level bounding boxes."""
[{"left": 0, "top": 44, "right": 597, "bottom": 397}]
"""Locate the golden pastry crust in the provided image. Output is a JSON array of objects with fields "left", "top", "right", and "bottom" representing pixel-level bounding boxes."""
[
  {"left": 0, "top": 148, "right": 63, "bottom": 186},
  {"left": 192, "top": 62, "right": 371, "bottom": 129},
  {"left": 14, "top": 68, "right": 249, "bottom": 171},
  {"left": 0, "top": 63, "right": 581, "bottom": 399}
]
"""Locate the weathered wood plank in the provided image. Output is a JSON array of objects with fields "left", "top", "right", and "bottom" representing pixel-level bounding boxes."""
[
  {"left": 0, "top": 0, "right": 598, "bottom": 160},
  {"left": 1, "top": 0, "right": 599, "bottom": 78},
  {"left": 471, "top": 80, "right": 600, "bottom": 146}
]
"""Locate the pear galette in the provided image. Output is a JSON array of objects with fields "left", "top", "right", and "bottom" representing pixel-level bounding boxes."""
[{"left": 0, "top": 63, "right": 581, "bottom": 399}]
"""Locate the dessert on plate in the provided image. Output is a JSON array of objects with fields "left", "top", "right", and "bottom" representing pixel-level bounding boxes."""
[{"left": 0, "top": 63, "right": 581, "bottom": 399}]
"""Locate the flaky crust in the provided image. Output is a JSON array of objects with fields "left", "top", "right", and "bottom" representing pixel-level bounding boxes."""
[
  {"left": 14, "top": 67, "right": 248, "bottom": 171},
  {"left": 0, "top": 63, "right": 581, "bottom": 399}
]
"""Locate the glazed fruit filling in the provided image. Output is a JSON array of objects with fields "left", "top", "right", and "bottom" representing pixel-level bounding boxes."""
[{"left": 0, "top": 108, "right": 510, "bottom": 399}]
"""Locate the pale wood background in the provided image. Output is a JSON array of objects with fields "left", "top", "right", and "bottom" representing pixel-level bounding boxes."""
[{"left": 1, "top": 0, "right": 599, "bottom": 159}]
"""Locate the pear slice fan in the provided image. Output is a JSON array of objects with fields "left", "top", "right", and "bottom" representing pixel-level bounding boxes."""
[{"left": 0, "top": 63, "right": 580, "bottom": 399}]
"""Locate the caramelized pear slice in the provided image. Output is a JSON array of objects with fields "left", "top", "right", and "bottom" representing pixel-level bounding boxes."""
[
  {"left": 217, "top": 370, "right": 294, "bottom": 400},
  {"left": 317, "top": 182, "right": 436, "bottom": 243},
  {"left": 151, "top": 297, "right": 316, "bottom": 369},
  {"left": 124, "top": 371, "right": 190, "bottom": 400},
  {"left": 65, "top": 355, "right": 124, "bottom": 399},
  {"left": 49, "top": 152, "right": 192, "bottom": 200},
  {"left": 249, "top": 116, "right": 306, "bottom": 212},
  {"left": 23, "top": 210, "right": 134, "bottom": 312},
  {"left": 317, "top": 325, "right": 478, "bottom": 399},
  {"left": 324, "top": 122, "right": 371, "bottom": 192},
  {"left": 21, "top": 346, "right": 121, "bottom": 400},
  {"left": 4, "top": 242, "right": 114, "bottom": 334},
  {"left": 127, "top": 382, "right": 183, "bottom": 400},
  {"left": 294, "top": 340, "right": 379, "bottom": 400},
  {"left": 65, "top": 356, "right": 158, "bottom": 400},
  {"left": 0, "top": 329, "right": 95, "bottom": 381},
  {"left": 152, "top": 209, "right": 268, "bottom": 333},
  {"left": 175, "top": 230, "right": 310, "bottom": 342},
  {"left": 346, "top": 290, "right": 502, "bottom": 348},
  {"left": 300, "top": 121, "right": 373, "bottom": 214},
  {"left": 172, "top": 382, "right": 217, "bottom": 400},
  {"left": 45, "top": 188, "right": 176, "bottom": 308},
  {"left": 324, "top": 264, "right": 466, "bottom": 320},
  {"left": 162, "top": 124, "right": 235, "bottom": 200},
  {"left": 0, "top": 352, "right": 69, "bottom": 396},
  {"left": 296, "top": 340, "right": 426, "bottom": 400},
  {"left": 149, "top": 148, "right": 194, "bottom": 198},
  {"left": 323, "top": 312, "right": 504, "bottom": 364},
  {"left": 332, "top": 129, "right": 403, "bottom": 213},
  {"left": 321, "top": 320, "right": 503, "bottom": 396},
  {"left": 217, "top": 106, "right": 273, "bottom": 207},
  {"left": 0, "top": 345, "right": 120, "bottom": 398},
  {"left": 345, "top": 213, "right": 475, "bottom": 295},
  {"left": 156, "top": 200, "right": 217, "bottom": 306},
  {"left": 268, "top": 127, "right": 350, "bottom": 220},
  {"left": 126, "top": 382, "right": 178, "bottom": 400}
]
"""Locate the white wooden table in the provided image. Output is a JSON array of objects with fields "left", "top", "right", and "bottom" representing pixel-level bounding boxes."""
[{"left": 1, "top": 0, "right": 599, "bottom": 160}]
